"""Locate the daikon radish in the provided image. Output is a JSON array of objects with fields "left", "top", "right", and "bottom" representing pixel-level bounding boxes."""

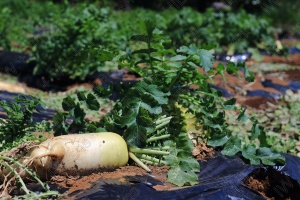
[{"left": 23, "top": 132, "right": 128, "bottom": 178}]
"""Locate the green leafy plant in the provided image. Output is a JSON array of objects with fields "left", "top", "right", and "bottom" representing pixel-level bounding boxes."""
[
  {"left": 0, "top": 1, "right": 63, "bottom": 52},
  {"left": 1, "top": 19, "right": 286, "bottom": 189},
  {"left": 31, "top": 4, "right": 115, "bottom": 81},
  {"left": 163, "top": 7, "right": 203, "bottom": 47},
  {"left": 0, "top": 156, "right": 59, "bottom": 199},
  {"left": 28, "top": 4, "right": 280, "bottom": 83},
  {"left": 200, "top": 8, "right": 277, "bottom": 53},
  {"left": 100, "top": 20, "right": 285, "bottom": 186},
  {"left": 0, "top": 95, "right": 45, "bottom": 151},
  {"left": 53, "top": 91, "right": 102, "bottom": 135},
  {"left": 0, "top": 7, "right": 12, "bottom": 51},
  {"left": 0, "top": 95, "right": 58, "bottom": 199},
  {"left": 227, "top": 91, "right": 300, "bottom": 155}
]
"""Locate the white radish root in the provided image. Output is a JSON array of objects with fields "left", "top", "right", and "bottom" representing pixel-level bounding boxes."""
[{"left": 1, "top": 132, "right": 129, "bottom": 179}]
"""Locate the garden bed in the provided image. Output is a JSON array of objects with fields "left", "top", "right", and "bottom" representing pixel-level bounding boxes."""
[
  {"left": 1, "top": 3, "right": 300, "bottom": 197},
  {"left": 1, "top": 62, "right": 300, "bottom": 199}
]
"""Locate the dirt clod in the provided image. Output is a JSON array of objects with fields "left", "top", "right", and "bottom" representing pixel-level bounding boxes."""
[{"left": 192, "top": 142, "right": 215, "bottom": 160}]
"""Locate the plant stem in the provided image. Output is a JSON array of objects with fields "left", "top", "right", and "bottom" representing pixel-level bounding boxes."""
[
  {"left": 129, "top": 152, "right": 151, "bottom": 172},
  {"left": 150, "top": 128, "right": 165, "bottom": 136},
  {"left": 156, "top": 129, "right": 168, "bottom": 136},
  {"left": 0, "top": 155, "right": 18, "bottom": 163},
  {"left": 140, "top": 159, "right": 163, "bottom": 165},
  {"left": 147, "top": 40, "right": 155, "bottom": 76},
  {"left": 151, "top": 146, "right": 170, "bottom": 151},
  {"left": 155, "top": 116, "right": 172, "bottom": 125},
  {"left": 140, "top": 159, "right": 155, "bottom": 165},
  {"left": 196, "top": 90, "right": 220, "bottom": 98},
  {"left": 146, "top": 134, "right": 170, "bottom": 143},
  {"left": 15, "top": 191, "right": 60, "bottom": 199},
  {"left": 0, "top": 156, "right": 49, "bottom": 191},
  {"left": 148, "top": 116, "right": 172, "bottom": 135},
  {"left": 137, "top": 154, "right": 167, "bottom": 165},
  {"left": 2, "top": 161, "right": 30, "bottom": 195},
  {"left": 167, "top": 65, "right": 184, "bottom": 91},
  {"left": 31, "top": 191, "right": 59, "bottom": 198},
  {"left": 156, "top": 120, "right": 171, "bottom": 130},
  {"left": 129, "top": 147, "right": 169, "bottom": 155}
]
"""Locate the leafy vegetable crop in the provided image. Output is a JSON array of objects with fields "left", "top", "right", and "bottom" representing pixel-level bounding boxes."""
[
  {"left": 53, "top": 91, "right": 102, "bottom": 135},
  {"left": 31, "top": 5, "right": 115, "bottom": 81},
  {"left": 41, "top": 20, "right": 284, "bottom": 186},
  {"left": 0, "top": 20, "right": 286, "bottom": 191},
  {"left": 200, "top": 8, "right": 276, "bottom": 53},
  {"left": 0, "top": 1, "right": 276, "bottom": 82},
  {"left": 0, "top": 8, "right": 11, "bottom": 51},
  {"left": 97, "top": 20, "right": 285, "bottom": 186},
  {"left": 228, "top": 90, "right": 300, "bottom": 156},
  {"left": 0, "top": 2, "right": 295, "bottom": 197},
  {"left": 0, "top": 95, "right": 48, "bottom": 152}
]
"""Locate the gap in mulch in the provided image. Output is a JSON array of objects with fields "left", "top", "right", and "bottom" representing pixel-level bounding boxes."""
[
  {"left": 263, "top": 68, "right": 300, "bottom": 82},
  {"left": 0, "top": 141, "right": 216, "bottom": 198},
  {"left": 51, "top": 143, "right": 215, "bottom": 195},
  {"left": 262, "top": 54, "right": 300, "bottom": 66},
  {"left": 237, "top": 96, "right": 280, "bottom": 110},
  {"left": 243, "top": 168, "right": 300, "bottom": 200},
  {"left": 50, "top": 165, "right": 173, "bottom": 195},
  {"left": 284, "top": 68, "right": 300, "bottom": 82}
]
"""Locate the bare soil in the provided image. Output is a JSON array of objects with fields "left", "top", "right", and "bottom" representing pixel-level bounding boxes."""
[
  {"left": 262, "top": 54, "right": 300, "bottom": 66},
  {"left": 0, "top": 81, "right": 26, "bottom": 93},
  {"left": 0, "top": 141, "right": 215, "bottom": 199},
  {"left": 244, "top": 168, "right": 300, "bottom": 200},
  {"left": 192, "top": 63, "right": 300, "bottom": 110},
  {"left": 285, "top": 69, "right": 300, "bottom": 82},
  {"left": 49, "top": 142, "right": 214, "bottom": 196},
  {"left": 51, "top": 165, "right": 173, "bottom": 195}
]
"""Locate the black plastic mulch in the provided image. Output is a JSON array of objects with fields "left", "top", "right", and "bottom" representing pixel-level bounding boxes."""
[
  {"left": 1, "top": 92, "right": 300, "bottom": 200},
  {"left": 0, "top": 91, "right": 57, "bottom": 122},
  {"left": 71, "top": 153, "right": 300, "bottom": 200},
  {"left": 1, "top": 51, "right": 300, "bottom": 98}
]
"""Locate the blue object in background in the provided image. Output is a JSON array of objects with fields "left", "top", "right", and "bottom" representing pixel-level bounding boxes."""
[
  {"left": 289, "top": 47, "right": 300, "bottom": 54},
  {"left": 261, "top": 79, "right": 300, "bottom": 94},
  {"left": 261, "top": 80, "right": 289, "bottom": 93},
  {"left": 246, "top": 90, "right": 281, "bottom": 99},
  {"left": 212, "top": 85, "right": 232, "bottom": 98},
  {"left": 290, "top": 80, "right": 300, "bottom": 90}
]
